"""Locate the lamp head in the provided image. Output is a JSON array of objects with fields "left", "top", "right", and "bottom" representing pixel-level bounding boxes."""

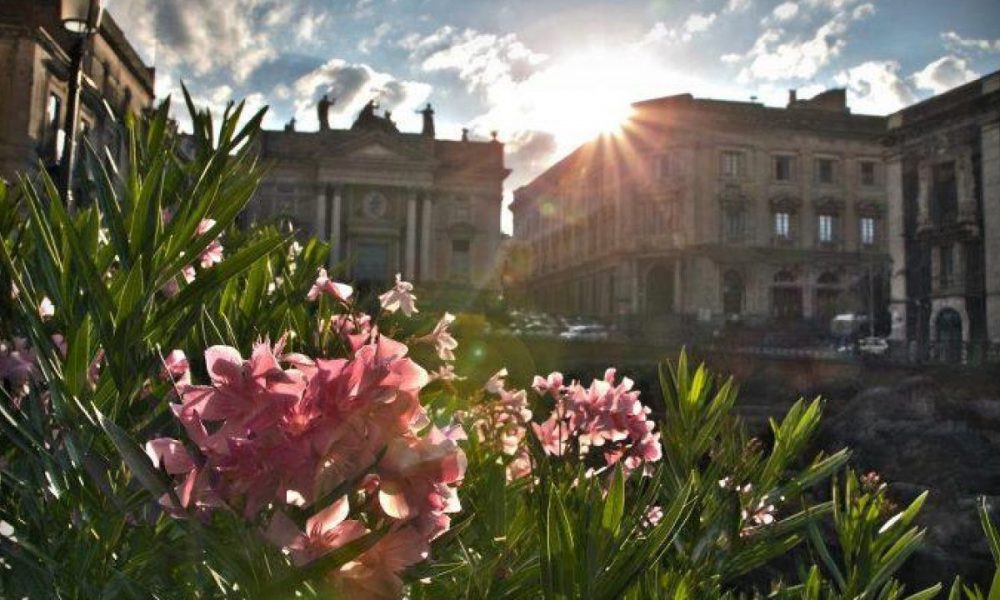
[{"left": 61, "top": 0, "right": 104, "bottom": 35}]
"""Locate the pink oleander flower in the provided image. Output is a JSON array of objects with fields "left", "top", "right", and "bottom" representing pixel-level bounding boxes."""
[
  {"left": 330, "top": 313, "right": 372, "bottom": 351},
  {"left": 265, "top": 496, "right": 367, "bottom": 566},
  {"left": 162, "top": 349, "right": 190, "bottom": 383},
  {"left": 506, "top": 450, "right": 532, "bottom": 482},
  {"left": 376, "top": 427, "right": 466, "bottom": 521},
  {"left": 532, "top": 414, "right": 572, "bottom": 457},
  {"left": 484, "top": 368, "right": 508, "bottom": 394},
  {"left": 428, "top": 364, "right": 464, "bottom": 382},
  {"left": 532, "top": 372, "right": 564, "bottom": 394},
  {"left": 307, "top": 267, "right": 354, "bottom": 302},
  {"left": 153, "top": 329, "right": 461, "bottom": 591},
  {"left": 421, "top": 312, "right": 458, "bottom": 361},
  {"left": 38, "top": 296, "right": 55, "bottom": 319},
  {"left": 333, "top": 525, "right": 429, "bottom": 600},
  {"left": 531, "top": 368, "right": 663, "bottom": 475},
  {"left": 378, "top": 273, "right": 417, "bottom": 316},
  {"left": 0, "top": 337, "right": 36, "bottom": 386},
  {"left": 643, "top": 505, "right": 664, "bottom": 528}
]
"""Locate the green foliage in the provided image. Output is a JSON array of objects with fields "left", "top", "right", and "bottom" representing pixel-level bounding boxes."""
[{"left": 0, "top": 92, "right": 980, "bottom": 599}]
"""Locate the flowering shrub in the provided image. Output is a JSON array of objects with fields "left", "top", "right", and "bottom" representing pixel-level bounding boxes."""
[{"left": 1, "top": 96, "right": 997, "bottom": 600}]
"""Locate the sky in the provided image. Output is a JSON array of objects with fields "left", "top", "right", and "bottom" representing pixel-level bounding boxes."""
[{"left": 106, "top": 0, "right": 1000, "bottom": 233}]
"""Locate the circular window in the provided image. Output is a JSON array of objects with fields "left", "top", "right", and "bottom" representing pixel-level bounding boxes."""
[{"left": 363, "top": 192, "right": 388, "bottom": 219}]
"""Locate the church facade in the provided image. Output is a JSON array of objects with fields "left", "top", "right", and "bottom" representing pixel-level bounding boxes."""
[{"left": 246, "top": 102, "right": 510, "bottom": 298}]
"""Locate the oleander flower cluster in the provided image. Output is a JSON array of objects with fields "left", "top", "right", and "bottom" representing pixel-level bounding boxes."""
[
  {"left": 146, "top": 272, "right": 466, "bottom": 599},
  {"left": 531, "top": 368, "right": 663, "bottom": 476},
  {"left": 465, "top": 367, "right": 663, "bottom": 483}
]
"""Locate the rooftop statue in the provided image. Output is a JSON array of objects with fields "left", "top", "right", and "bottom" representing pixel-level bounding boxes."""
[
  {"left": 420, "top": 103, "right": 435, "bottom": 138},
  {"left": 350, "top": 98, "right": 399, "bottom": 133},
  {"left": 317, "top": 94, "right": 333, "bottom": 131}
]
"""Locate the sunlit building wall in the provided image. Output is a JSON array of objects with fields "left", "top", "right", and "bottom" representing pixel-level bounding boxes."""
[{"left": 511, "top": 89, "right": 890, "bottom": 336}]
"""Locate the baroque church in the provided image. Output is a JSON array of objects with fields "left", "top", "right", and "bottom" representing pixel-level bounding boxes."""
[{"left": 245, "top": 98, "right": 509, "bottom": 298}]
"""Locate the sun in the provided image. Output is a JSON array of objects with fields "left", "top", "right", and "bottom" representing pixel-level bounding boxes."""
[{"left": 535, "top": 47, "right": 651, "bottom": 151}]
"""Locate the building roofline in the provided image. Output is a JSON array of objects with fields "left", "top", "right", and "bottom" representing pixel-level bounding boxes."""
[{"left": 99, "top": 12, "right": 155, "bottom": 98}]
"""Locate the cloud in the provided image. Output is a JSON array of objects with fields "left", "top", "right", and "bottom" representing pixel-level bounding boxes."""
[
  {"left": 834, "top": 60, "right": 916, "bottom": 114},
  {"left": 644, "top": 12, "right": 718, "bottom": 44},
  {"left": 941, "top": 31, "right": 1000, "bottom": 53},
  {"left": 771, "top": 2, "right": 799, "bottom": 22},
  {"left": 291, "top": 59, "right": 432, "bottom": 131},
  {"left": 725, "top": 0, "right": 752, "bottom": 13},
  {"left": 297, "top": 11, "right": 329, "bottom": 45},
  {"left": 912, "top": 56, "right": 979, "bottom": 94},
  {"left": 358, "top": 23, "right": 391, "bottom": 54},
  {"left": 505, "top": 130, "right": 559, "bottom": 185},
  {"left": 730, "top": 4, "right": 874, "bottom": 83},
  {"left": 406, "top": 27, "right": 548, "bottom": 95}
]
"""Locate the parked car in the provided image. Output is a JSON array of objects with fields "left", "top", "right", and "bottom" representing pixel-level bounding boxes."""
[
  {"left": 559, "top": 324, "right": 609, "bottom": 342},
  {"left": 858, "top": 336, "right": 889, "bottom": 356}
]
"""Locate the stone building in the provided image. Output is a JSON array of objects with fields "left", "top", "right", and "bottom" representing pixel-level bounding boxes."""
[
  {"left": 885, "top": 70, "right": 1000, "bottom": 362},
  {"left": 511, "top": 89, "right": 889, "bottom": 337},
  {"left": 246, "top": 102, "right": 509, "bottom": 296},
  {"left": 0, "top": 0, "right": 154, "bottom": 181}
]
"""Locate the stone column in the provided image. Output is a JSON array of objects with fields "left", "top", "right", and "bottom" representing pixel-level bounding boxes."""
[
  {"left": 673, "top": 258, "right": 683, "bottom": 315},
  {"left": 316, "top": 184, "right": 327, "bottom": 243},
  {"left": 405, "top": 190, "right": 417, "bottom": 280},
  {"left": 420, "top": 194, "right": 433, "bottom": 281},
  {"left": 802, "top": 267, "right": 815, "bottom": 319},
  {"left": 886, "top": 156, "right": 907, "bottom": 341},
  {"left": 981, "top": 120, "right": 1000, "bottom": 344},
  {"left": 956, "top": 148, "right": 977, "bottom": 222},
  {"left": 916, "top": 159, "right": 931, "bottom": 229},
  {"left": 330, "top": 186, "right": 343, "bottom": 266}
]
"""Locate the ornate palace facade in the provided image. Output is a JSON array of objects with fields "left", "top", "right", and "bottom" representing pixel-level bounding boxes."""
[
  {"left": 511, "top": 89, "right": 889, "bottom": 336},
  {"left": 0, "top": 0, "right": 154, "bottom": 181},
  {"left": 885, "top": 70, "right": 1000, "bottom": 361},
  {"left": 246, "top": 103, "right": 509, "bottom": 294}
]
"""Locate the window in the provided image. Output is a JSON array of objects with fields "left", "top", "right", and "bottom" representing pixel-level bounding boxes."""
[
  {"left": 816, "top": 158, "right": 836, "bottom": 184},
  {"left": 452, "top": 197, "right": 471, "bottom": 223},
  {"left": 818, "top": 214, "right": 834, "bottom": 243},
  {"left": 724, "top": 208, "right": 745, "bottom": 242},
  {"left": 774, "top": 212, "right": 791, "bottom": 238},
  {"left": 939, "top": 245, "right": 953, "bottom": 288},
  {"left": 932, "top": 162, "right": 957, "bottom": 226},
  {"left": 44, "top": 93, "right": 62, "bottom": 161},
  {"left": 720, "top": 151, "right": 744, "bottom": 179},
  {"left": 451, "top": 239, "right": 471, "bottom": 277},
  {"left": 860, "top": 161, "right": 876, "bottom": 186},
  {"left": 773, "top": 155, "right": 794, "bottom": 181},
  {"left": 860, "top": 217, "right": 876, "bottom": 245}
]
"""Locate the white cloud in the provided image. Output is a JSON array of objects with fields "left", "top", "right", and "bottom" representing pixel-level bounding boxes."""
[
  {"left": 725, "top": 0, "right": 752, "bottom": 13},
  {"left": 730, "top": 4, "right": 875, "bottom": 83},
  {"left": 834, "top": 60, "right": 916, "bottom": 114},
  {"left": 297, "top": 11, "right": 329, "bottom": 45},
  {"left": 912, "top": 56, "right": 979, "bottom": 94},
  {"left": 941, "top": 31, "right": 1000, "bottom": 53},
  {"left": 407, "top": 27, "right": 548, "bottom": 95},
  {"left": 358, "top": 23, "right": 391, "bottom": 54},
  {"left": 771, "top": 2, "right": 799, "bottom": 22},
  {"left": 852, "top": 4, "right": 876, "bottom": 20},
  {"left": 291, "top": 59, "right": 432, "bottom": 132},
  {"left": 643, "top": 12, "right": 718, "bottom": 44}
]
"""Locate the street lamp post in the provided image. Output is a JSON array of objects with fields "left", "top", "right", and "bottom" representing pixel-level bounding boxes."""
[{"left": 57, "top": 0, "right": 104, "bottom": 209}]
